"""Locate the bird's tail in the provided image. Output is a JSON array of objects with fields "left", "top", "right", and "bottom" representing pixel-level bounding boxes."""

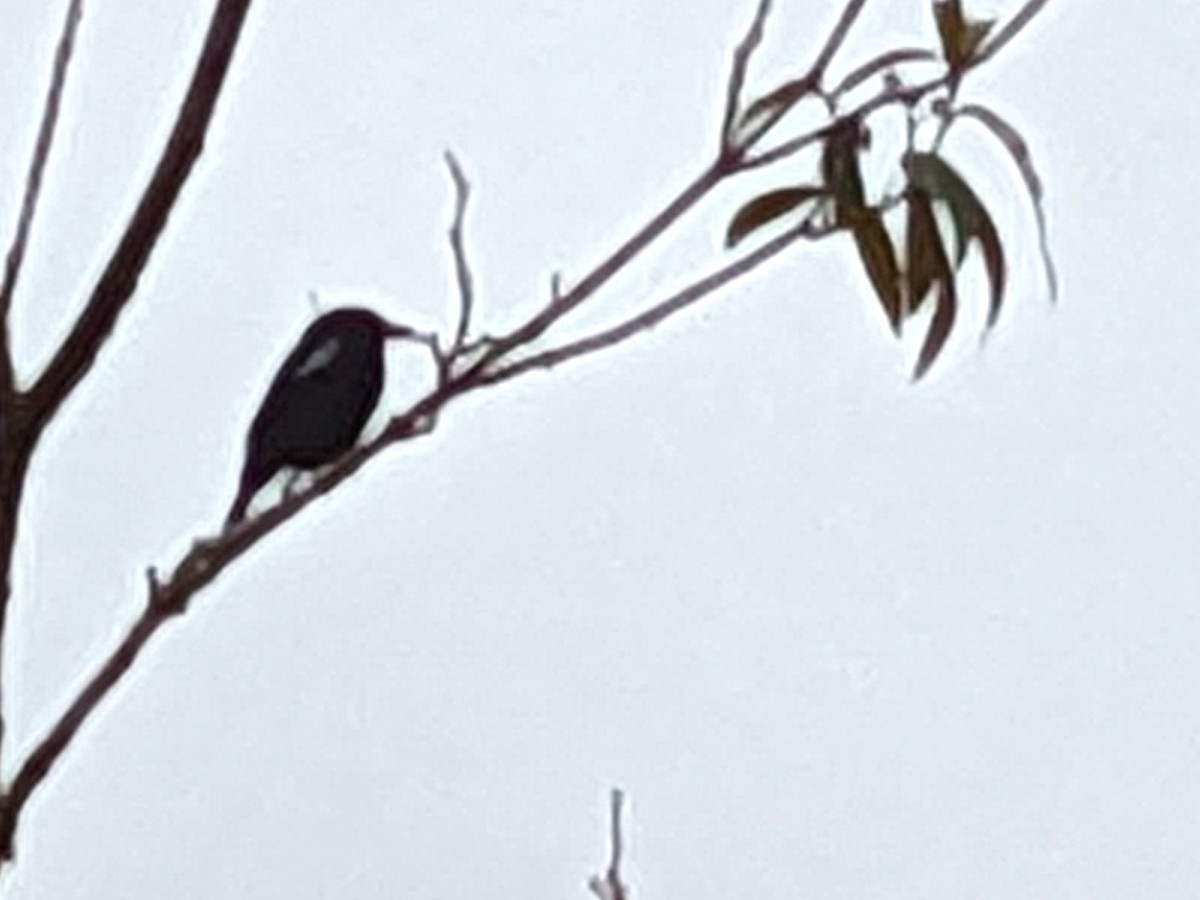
[
  {"left": 225, "top": 488, "right": 253, "bottom": 526},
  {"left": 225, "top": 466, "right": 263, "bottom": 527}
]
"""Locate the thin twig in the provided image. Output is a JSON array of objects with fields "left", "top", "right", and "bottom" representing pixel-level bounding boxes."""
[
  {"left": 720, "top": 0, "right": 773, "bottom": 152},
  {"left": 0, "top": 0, "right": 85, "bottom": 394},
  {"left": 809, "top": 0, "right": 872, "bottom": 81},
  {"left": 729, "top": 0, "right": 872, "bottom": 154},
  {"left": 443, "top": 150, "right": 474, "bottom": 363},
  {"left": 588, "top": 789, "right": 629, "bottom": 900},
  {"left": 480, "top": 214, "right": 834, "bottom": 388},
  {"left": 464, "top": 161, "right": 727, "bottom": 377},
  {"left": 976, "top": 0, "right": 1052, "bottom": 65}
]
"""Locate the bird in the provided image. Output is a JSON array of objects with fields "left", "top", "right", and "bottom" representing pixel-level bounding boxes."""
[{"left": 226, "top": 306, "right": 416, "bottom": 525}]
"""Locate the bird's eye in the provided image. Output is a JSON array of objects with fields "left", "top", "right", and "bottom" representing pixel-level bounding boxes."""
[{"left": 295, "top": 337, "right": 341, "bottom": 377}]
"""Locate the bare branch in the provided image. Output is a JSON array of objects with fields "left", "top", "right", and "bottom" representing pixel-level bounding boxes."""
[
  {"left": 976, "top": 0, "right": 1052, "bottom": 65},
  {"left": 479, "top": 214, "right": 834, "bottom": 388},
  {"left": 443, "top": 150, "right": 475, "bottom": 361},
  {"left": 0, "top": 0, "right": 85, "bottom": 396},
  {"left": 728, "top": 0, "right": 875, "bottom": 154},
  {"left": 720, "top": 0, "right": 773, "bottom": 152},
  {"left": 464, "top": 161, "right": 727, "bottom": 377},
  {"left": 810, "top": 0, "right": 872, "bottom": 82},
  {"left": 588, "top": 789, "right": 629, "bottom": 900},
  {"left": 27, "top": 0, "right": 256, "bottom": 425}
]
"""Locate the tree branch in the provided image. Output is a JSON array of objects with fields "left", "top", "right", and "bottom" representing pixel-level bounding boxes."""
[
  {"left": 810, "top": 0, "right": 872, "bottom": 82},
  {"left": 27, "top": 0, "right": 255, "bottom": 426},
  {"left": 0, "top": 0, "right": 85, "bottom": 398},
  {"left": 480, "top": 214, "right": 833, "bottom": 388}
]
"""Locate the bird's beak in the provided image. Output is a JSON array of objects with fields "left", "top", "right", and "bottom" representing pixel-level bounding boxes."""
[
  {"left": 380, "top": 322, "right": 421, "bottom": 340},
  {"left": 382, "top": 322, "right": 439, "bottom": 351}
]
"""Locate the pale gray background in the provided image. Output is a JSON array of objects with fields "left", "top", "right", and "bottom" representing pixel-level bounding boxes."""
[{"left": 0, "top": 0, "right": 1196, "bottom": 897}]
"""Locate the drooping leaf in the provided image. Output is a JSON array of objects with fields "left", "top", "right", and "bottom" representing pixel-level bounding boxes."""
[
  {"left": 933, "top": 0, "right": 995, "bottom": 73},
  {"left": 913, "top": 268, "right": 958, "bottom": 381},
  {"left": 955, "top": 103, "right": 1058, "bottom": 300},
  {"left": 726, "top": 187, "right": 826, "bottom": 248},
  {"left": 905, "top": 151, "right": 1006, "bottom": 329},
  {"left": 821, "top": 119, "right": 866, "bottom": 225},
  {"left": 851, "top": 212, "right": 902, "bottom": 333},
  {"left": 904, "top": 188, "right": 949, "bottom": 317}
]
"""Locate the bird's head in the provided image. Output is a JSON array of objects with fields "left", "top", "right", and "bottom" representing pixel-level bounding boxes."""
[{"left": 316, "top": 307, "right": 425, "bottom": 343}]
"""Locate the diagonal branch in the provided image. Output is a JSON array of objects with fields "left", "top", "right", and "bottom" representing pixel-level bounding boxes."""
[
  {"left": 977, "top": 0, "right": 1053, "bottom": 64},
  {"left": 809, "top": 0, "right": 872, "bottom": 82},
  {"left": 0, "top": 0, "right": 85, "bottom": 398},
  {"left": 479, "top": 213, "right": 833, "bottom": 388},
  {"left": 27, "top": 0, "right": 256, "bottom": 427}
]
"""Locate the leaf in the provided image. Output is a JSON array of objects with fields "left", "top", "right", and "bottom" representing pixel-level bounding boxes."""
[
  {"left": 740, "top": 76, "right": 813, "bottom": 135},
  {"left": 851, "top": 212, "right": 902, "bottom": 333},
  {"left": 821, "top": 119, "right": 866, "bottom": 225},
  {"left": 905, "top": 152, "right": 1006, "bottom": 329},
  {"left": 905, "top": 188, "right": 948, "bottom": 316},
  {"left": 913, "top": 268, "right": 958, "bottom": 381},
  {"left": 902, "top": 188, "right": 957, "bottom": 379},
  {"left": 934, "top": 0, "right": 995, "bottom": 72},
  {"left": 955, "top": 103, "right": 1058, "bottom": 300},
  {"left": 726, "top": 187, "right": 826, "bottom": 248}
]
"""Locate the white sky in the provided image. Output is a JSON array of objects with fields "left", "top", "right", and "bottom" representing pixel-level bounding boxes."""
[{"left": 1, "top": 0, "right": 1197, "bottom": 897}]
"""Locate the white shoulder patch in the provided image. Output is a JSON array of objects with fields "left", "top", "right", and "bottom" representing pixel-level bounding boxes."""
[{"left": 295, "top": 336, "right": 340, "bottom": 377}]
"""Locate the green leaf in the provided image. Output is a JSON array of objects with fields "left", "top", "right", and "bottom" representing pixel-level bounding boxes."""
[
  {"left": 955, "top": 103, "right": 1057, "bottom": 301},
  {"left": 821, "top": 120, "right": 866, "bottom": 224},
  {"left": 726, "top": 187, "right": 826, "bottom": 248},
  {"left": 905, "top": 151, "right": 1007, "bottom": 329},
  {"left": 934, "top": 0, "right": 995, "bottom": 72},
  {"left": 851, "top": 212, "right": 902, "bottom": 333}
]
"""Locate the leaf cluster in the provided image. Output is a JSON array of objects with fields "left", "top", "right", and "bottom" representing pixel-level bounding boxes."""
[{"left": 726, "top": 0, "right": 1055, "bottom": 379}]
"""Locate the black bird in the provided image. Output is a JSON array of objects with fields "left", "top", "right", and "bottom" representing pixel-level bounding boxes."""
[{"left": 226, "top": 307, "right": 415, "bottom": 524}]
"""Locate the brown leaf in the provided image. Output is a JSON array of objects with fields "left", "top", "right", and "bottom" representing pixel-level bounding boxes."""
[
  {"left": 904, "top": 188, "right": 946, "bottom": 317},
  {"left": 822, "top": 119, "right": 866, "bottom": 224},
  {"left": 934, "top": 0, "right": 994, "bottom": 72},
  {"left": 726, "top": 187, "right": 826, "bottom": 248},
  {"left": 905, "top": 152, "right": 1007, "bottom": 329},
  {"left": 913, "top": 270, "right": 958, "bottom": 380},
  {"left": 851, "top": 212, "right": 902, "bottom": 333}
]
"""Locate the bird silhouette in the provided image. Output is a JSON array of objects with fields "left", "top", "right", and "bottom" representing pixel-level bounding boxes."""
[{"left": 226, "top": 307, "right": 415, "bottom": 525}]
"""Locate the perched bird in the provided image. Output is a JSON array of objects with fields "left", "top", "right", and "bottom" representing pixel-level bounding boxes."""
[{"left": 226, "top": 307, "right": 416, "bottom": 525}]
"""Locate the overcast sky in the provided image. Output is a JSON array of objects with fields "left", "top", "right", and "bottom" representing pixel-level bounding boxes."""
[{"left": 0, "top": 0, "right": 1196, "bottom": 897}]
